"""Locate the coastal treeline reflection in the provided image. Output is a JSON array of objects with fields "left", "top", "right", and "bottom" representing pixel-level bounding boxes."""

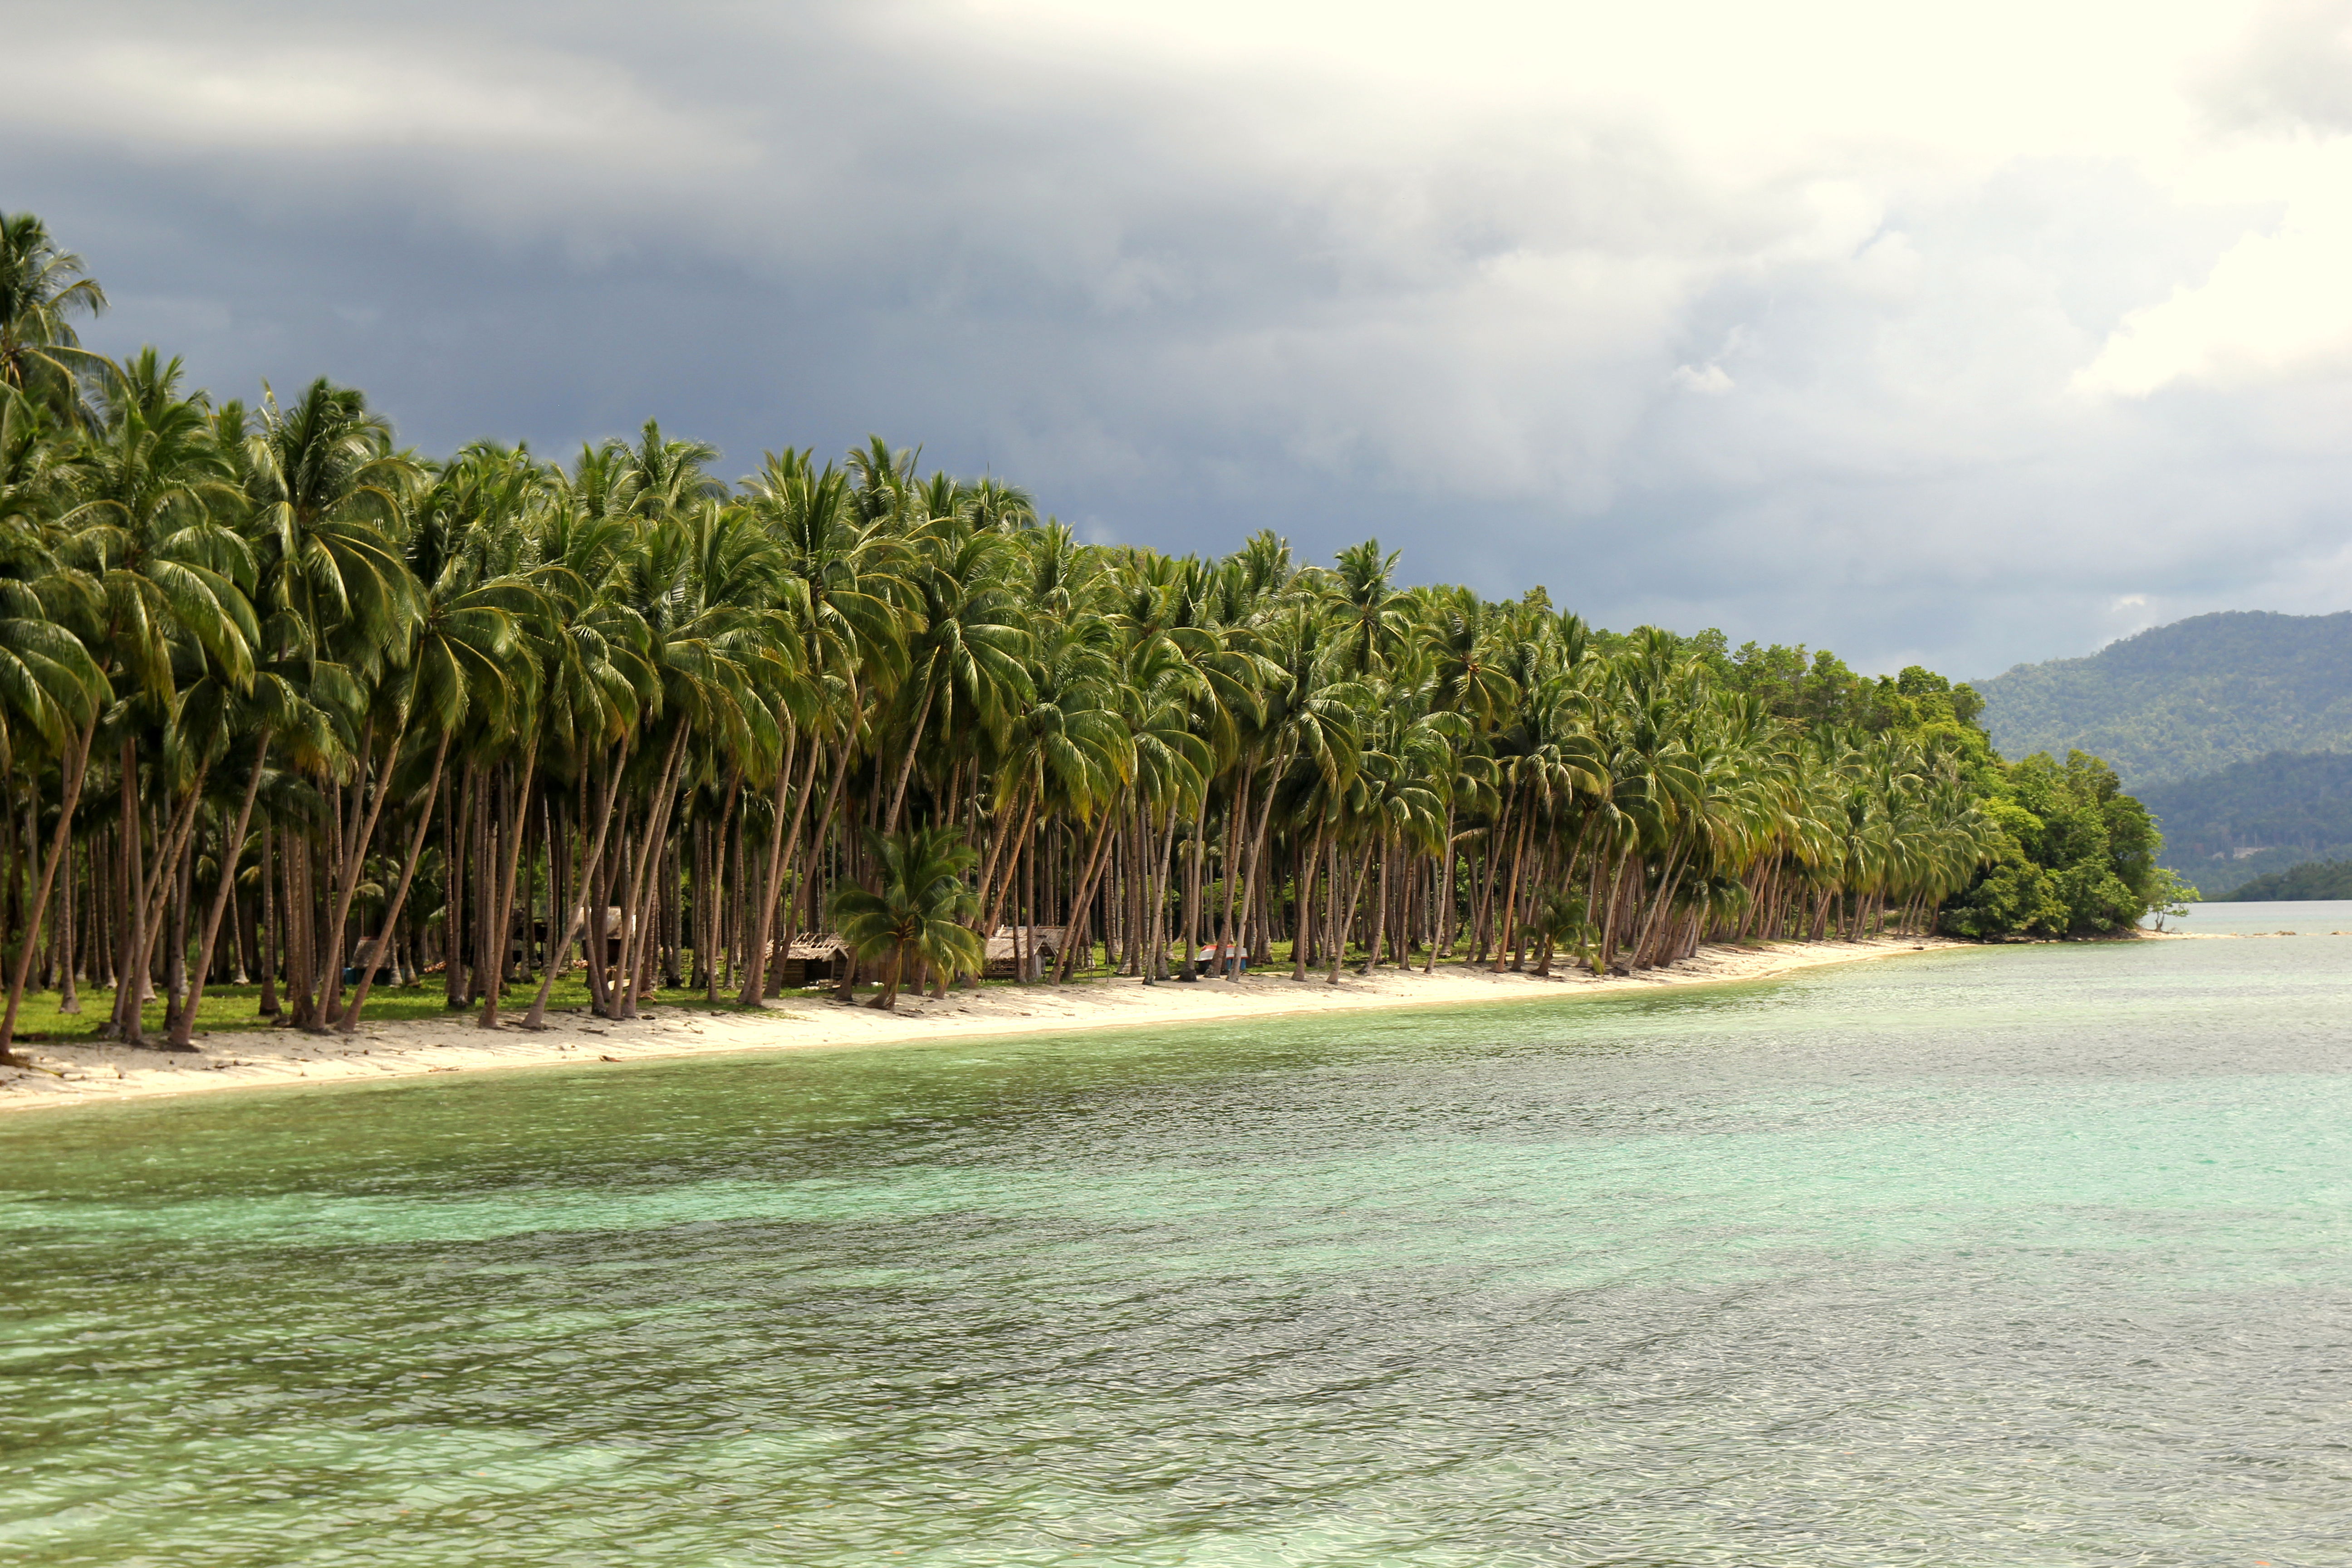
[{"left": 4, "top": 937, "right": 2349, "bottom": 1566}]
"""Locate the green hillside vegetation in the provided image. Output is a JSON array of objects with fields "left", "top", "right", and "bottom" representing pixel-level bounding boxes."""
[
  {"left": 1974, "top": 611, "right": 2352, "bottom": 788},
  {"left": 0, "top": 212, "right": 2177, "bottom": 1066},
  {"left": 2133, "top": 750, "right": 2352, "bottom": 896},
  {"left": 2136, "top": 750, "right": 2352, "bottom": 858},
  {"left": 2214, "top": 858, "right": 2352, "bottom": 902}
]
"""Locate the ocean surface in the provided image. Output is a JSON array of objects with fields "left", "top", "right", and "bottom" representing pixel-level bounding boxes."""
[
  {"left": 2160, "top": 896, "right": 2352, "bottom": 936},
  {"left": 4, "top": 926, "right": 2349, "bottom": 1567}
]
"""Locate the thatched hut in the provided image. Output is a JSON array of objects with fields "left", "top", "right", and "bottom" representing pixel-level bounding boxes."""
[
  {"left": 774, "top": 936, "right": 849, "bottom": 989},
  {"left": 982, "top": 925, "right": 1063, "bottom": 979}
]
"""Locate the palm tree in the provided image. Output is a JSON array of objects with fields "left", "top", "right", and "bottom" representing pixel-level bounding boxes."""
[
  {"left": 596, "top": 502, "right": 786, "bottom": 1018},
  {"left": 730, "top": 450, "right": 899, "bottom": 1004},
  {"left": 244, "top": 377, "right": 420, "bottom": 683},
  {"left": 0, "top": 213, "right": 108, "bottom": 421},
  {"left": 829, "top": 826, "right": 983, "bottom": 1009},
  {"left": 1323, "top": 539, "right": 1411, "bottom": 676},
  {"left": 0, "top": 390, "right": 107, "bottom": 1058},
  {"left": 57, "top": 352, "right": 260, "bottom": 1044},
  {"left": 880, "top": 519, "right": 1032, "bottom": 833},
  {"left": 517, "top": 496, "right": 653, "bottom": 1031}
]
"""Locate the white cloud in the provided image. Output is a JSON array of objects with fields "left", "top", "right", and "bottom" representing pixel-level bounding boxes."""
[
  {"left": 2195, "top": 0, "right": 2352, "bottom": 132},
  {"left": 2077, "top": 194, "right": 2352, "bottom": 395}
]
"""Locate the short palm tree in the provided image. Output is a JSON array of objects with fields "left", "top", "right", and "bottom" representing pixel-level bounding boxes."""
[
  {"left": 829, "top": 826, "right": 983, "bottom": 1009},
  {"left": 1524, "top": 889, "right": 1595, "bottom": 976}
]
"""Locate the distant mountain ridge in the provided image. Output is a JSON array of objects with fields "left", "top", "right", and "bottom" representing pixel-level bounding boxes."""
[{"left": 1973, "top": 610, "right": 2352, "bottom": 789}]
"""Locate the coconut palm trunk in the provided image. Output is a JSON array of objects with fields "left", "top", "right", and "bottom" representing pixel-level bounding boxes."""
[
  {"left": 522, "top": 751, "right": 626, "bottom": 1031},
  {"left": 1177, "top": 790, "right": 1208, "bottom": 980},
  {"left": 1490, "top": 807, "right": 1533, "bottom": 974},
  {"left": 1362, "top": 833, "right": 1393, "bottom": 973},
  {"left": 340, "top": 733, "right": 453, "bottom": 1033},
  {"left": 1049, "top": 811, "right": 1120, "bottom": 985},
  {"left": 1291, "top": 833, "right": 1321, "bottom": 981},
  {"left": 111, "top": 740, "right": 150, "bottom": 1042},
  {"left": 1630, "top": 834, "right": 1693, "bottom": 969},
  {"left": 313, "top": 720, "right": 407, "bottom": 1029},
  {"left": 477, "top": 738, "right": 540, "bottom": 1028},
  {"left": 976, "top": 784, "right": 1037, "bottom": 939},
  {"left": 882, "top": 681, "right": 936, "bottom": 834},
  {"left": 165, "top": 734, "right": 268, "bottom": 1050},
  {"left": 1328, "top": 842, "right": 1372, "bottom": 985},
  {"left": 740, "top": 734, "right": 835, "bottom": 1006},
  {"left": 0, "top": 719, "right": 94, "bottom": 1061},
  {"left": 1213, "top": 766, "right": 1250, "bottom": 979},
  {"left": 702, "top": 766, "right": 743, "bottom": 1003},
  {"left": 614, "top": 725, "right": 691, "bottom": 1018}
]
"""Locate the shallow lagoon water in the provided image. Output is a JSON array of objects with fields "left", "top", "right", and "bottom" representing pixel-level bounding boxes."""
[{"left": 4, "top": 937, "right": 2349, "bottom": 1566}]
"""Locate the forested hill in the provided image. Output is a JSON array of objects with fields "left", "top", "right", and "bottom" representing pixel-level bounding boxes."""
[
  {"left": 1974, "top": 611, "right": 2352, "bottom": 788},
  {"left": 2136, "top": 751, "right": 2352, "bottom": 862},
  {"left": 2137, "top": 750, "right": 2352, "bottom": 897}
]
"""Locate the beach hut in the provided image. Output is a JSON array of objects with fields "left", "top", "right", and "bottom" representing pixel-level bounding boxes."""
[
  {"left": 514, "top": 915, "right": 619, "bottom": 968},
  {"left": 775, "top": 937, "right": 849, "bottom": 988},
  {"left": 983, "top": 925, "right": 1064, "bottom": 978},
  {"left": 517, "top": 907, "right": 624, "bottom": 968}
]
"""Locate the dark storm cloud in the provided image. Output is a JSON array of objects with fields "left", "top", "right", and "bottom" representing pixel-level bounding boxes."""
[{"left": 9, "top": 0, "right": 2352, "bottom": 678}]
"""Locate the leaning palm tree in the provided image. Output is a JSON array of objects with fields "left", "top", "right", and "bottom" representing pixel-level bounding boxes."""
[{"left": 828, "top": 826, "right": 983, "bottom": 1009}]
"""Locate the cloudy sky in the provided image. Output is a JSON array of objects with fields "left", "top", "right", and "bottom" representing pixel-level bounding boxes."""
[{"left": 10, "top": 0, "right": 2352, "bottom": 678}]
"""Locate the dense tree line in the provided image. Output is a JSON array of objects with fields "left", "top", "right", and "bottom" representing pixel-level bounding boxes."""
[
  {"left": 1938, "top": 751, "right": 2171, "bottom": 937},
  {"left": 2136, "top": 750, "right": 2352, "bottom": 863},
  {"left": 2212, "top": 858, "right": 2352, "bottom": 903},
  {"left": 0, "top": 214, "right": 2167, "bottom": 1060}
]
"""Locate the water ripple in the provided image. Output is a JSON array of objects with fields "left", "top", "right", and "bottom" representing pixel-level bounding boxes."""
[{"left": 5, "top": 940, "right": 2351, "bottom": 1564}]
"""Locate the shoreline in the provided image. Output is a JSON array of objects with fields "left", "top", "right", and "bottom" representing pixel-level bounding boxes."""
[{"left": 0, "top": 937, "right": 1969, "bottom": 1117}]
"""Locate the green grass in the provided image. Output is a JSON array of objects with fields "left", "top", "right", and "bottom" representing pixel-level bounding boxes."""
[
  {"left": 9, "top": 938, "right": 1485, "bottom": 1044},
  {"left": 5, "top": 975, "right": 791, "bottom": 1045}
]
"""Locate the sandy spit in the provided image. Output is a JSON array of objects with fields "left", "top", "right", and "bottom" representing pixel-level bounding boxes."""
[{"left": 0, "top": 937, "right": 1970, "bottom": 1117}]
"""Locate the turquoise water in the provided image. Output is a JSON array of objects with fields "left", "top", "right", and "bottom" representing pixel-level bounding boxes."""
[{"left": 5, "top": 939, "right": 2350, "bottom": 1566}]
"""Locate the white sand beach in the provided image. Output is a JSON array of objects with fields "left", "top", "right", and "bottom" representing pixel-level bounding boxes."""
[{"left": 0, "top": 936, "right": 1968, "bottom": 1116}]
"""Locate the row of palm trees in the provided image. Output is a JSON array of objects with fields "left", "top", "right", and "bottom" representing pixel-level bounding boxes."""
[{"left": 0, "top": 212, "right": 2003, "bottom": 1061}]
